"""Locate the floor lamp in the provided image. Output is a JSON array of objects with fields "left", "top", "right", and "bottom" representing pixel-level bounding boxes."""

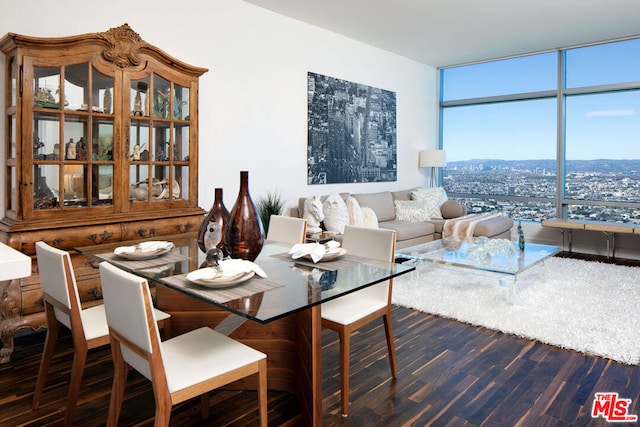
[{"left": 419, "top": 149, "right": 446, "bottom": 187}]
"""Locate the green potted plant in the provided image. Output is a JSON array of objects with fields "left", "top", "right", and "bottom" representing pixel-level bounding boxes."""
[{"left": 257, "top": 190, "right": 285, "bottom": 235}]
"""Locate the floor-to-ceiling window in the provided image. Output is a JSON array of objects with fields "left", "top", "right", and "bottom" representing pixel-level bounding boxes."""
[{"left": 439, "top": 38, "right": 640, "bottom": 224}]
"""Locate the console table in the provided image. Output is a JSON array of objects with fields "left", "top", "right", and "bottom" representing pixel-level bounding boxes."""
[
  {"left": 542, "top": 219, "right": 639, "bottom": 258},
  {"left": 0, "top": 243, "right": 32, "bottom": 362}
]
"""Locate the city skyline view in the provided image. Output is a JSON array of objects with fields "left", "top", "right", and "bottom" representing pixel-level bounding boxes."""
[
  {"left": 443, "top": 159, "right": 640, "bottom": 224},
  {"left": 440, "top": 37, "right": 640, "bottom": 224}
]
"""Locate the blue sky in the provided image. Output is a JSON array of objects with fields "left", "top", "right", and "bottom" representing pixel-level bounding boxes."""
[{"left": 441, "top": 39, "right": 640, "bottom": 162}]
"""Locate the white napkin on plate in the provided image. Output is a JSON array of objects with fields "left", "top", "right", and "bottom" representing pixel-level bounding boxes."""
[
  {"left": 186, "top": 266, "right": 219, "bottom": 281},
  {"left": 114, "top": 241, "right": 174, "bottom": 255},
  {"left": 186, "top": 259, "right": 267, "bottom": 282},
  {"left": 289, "top": 241, "right": 341, "bottom": 263},
  {"left": 218, "top": 259, "right": 268, "bottom": 278}
]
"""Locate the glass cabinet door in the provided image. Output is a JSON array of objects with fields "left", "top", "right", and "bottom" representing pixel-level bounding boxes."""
[
  {"left": 31, "top": 62, "right": 115, "bottom": 214},
  {"left": 127, "top": 73, "right": 191, "bottom": 207},
  {"left": 4, "top": 56, "right": 18, "bottom": 217},
  {"left": 32, "top": 65, "right": 62, "bottom": 210}
]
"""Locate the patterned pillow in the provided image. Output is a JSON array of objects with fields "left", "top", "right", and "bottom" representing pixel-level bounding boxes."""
[
  {"left": 322, "top": 194, "right": 350, "bottom": 233},
  {"left": 411, "top": 187, "right": 448, "bottom": 219},
  {"left": 394, "top": 200, "right": 430, "bottom": 222}
]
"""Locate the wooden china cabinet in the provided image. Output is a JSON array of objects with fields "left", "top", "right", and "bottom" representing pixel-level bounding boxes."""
[{"left": 0, "top": 24, "right": 208, "bottom": 362}]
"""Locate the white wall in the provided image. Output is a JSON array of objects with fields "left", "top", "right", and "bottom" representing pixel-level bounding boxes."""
[{"left": 0, "top": 0, "right": 437, "bottom": 217}]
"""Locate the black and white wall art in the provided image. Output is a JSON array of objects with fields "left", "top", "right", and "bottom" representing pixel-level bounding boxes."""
[{"left": 307, "top": 72, "right": 397, "bottom": 184}]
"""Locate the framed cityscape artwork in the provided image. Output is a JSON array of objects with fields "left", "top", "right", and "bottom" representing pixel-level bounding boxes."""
[{"left": 307, "top": 72, "right": 397, "bottom": 184}]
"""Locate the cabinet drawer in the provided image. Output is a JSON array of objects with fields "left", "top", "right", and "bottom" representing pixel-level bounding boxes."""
[
  {"left": 121, "top": 216, "right": 202, "bottom": 241},
  {"left": 13, "top": 224, "right": 123, "bottom": 255},
  {"left": 77, "top": 278, "right": 102, "bottom": 302},
  {"left": 19, "top": 283, "right": 102, "bottom": 316},
  {"left": 20, "top": 287, "right": 45, "bottom": 316},
  {"left": 18, "top": 253, "right": 101, "bottom": 315}
]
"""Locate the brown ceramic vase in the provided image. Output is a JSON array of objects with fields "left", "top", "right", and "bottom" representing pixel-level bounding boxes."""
[
  {"left": 197, "top": 187, "right": 230, "bottom": 256},
  {"left": 224, "top": 171, "right": 264, "bottom": 261}
]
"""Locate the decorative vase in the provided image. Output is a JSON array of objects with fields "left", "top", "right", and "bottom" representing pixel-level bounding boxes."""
[
  {"left": 197, "top": 188, "right": 230, "bottom": 256},
  {"left": 224, "top": 171, "right": 264, "bottom": 261},
  {"left": 103, "top": 88, "right": 112, "bottom": 114},
  {"left": 134, "top": 186, "right": 147, "bottom": 201},
  {"left": 517, "top": 221, "right": 525, "bottom": 251}
]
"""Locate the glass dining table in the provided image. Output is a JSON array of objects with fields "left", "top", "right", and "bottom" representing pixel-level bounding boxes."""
[{"left": 75, "top": 232, "right": 414, "bottom": 426}]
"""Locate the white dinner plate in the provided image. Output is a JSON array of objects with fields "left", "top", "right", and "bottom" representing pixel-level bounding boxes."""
[{"left": 114, "top": 246, "right": 172, "bottom": 260}]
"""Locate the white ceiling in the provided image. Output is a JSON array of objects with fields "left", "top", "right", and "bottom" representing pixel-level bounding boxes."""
[{"left": 243, "top": 0, "right": 640, "bottom": 67}]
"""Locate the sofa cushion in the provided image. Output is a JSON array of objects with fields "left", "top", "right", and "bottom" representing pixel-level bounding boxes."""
[
  {"left": 394, "top": 200, "right": 430, "bottom": 222},
  {"left": 379, "top": 220, "right": 435, "bottom": 242},
  {"left": 391, "top": 188, "right": 417, "bottom": 201},
  {"left": 352, "top": 191, "right": 396, "bottom": 222},
  {"left": 322, "top": 194, "right": 350, "bottom": 234},
  {"left": 428, "top": 219, "right": 445, "bottom": 234}
]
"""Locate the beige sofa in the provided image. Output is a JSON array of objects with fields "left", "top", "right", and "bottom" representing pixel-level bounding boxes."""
[{"left": 292, "top": 188, "right": 514, "bottom": 249}]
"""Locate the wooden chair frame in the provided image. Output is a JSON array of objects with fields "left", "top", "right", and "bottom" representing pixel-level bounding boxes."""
[
  {"left": 102, "top": 264, "right": 267, "bottom": 427},
  {"left": 32, "top": 244, "right": 111, "bottom": 426},
  {"left": 321, "top": 226, "right": 398, "bottom": 416},
  {"left": 32, "top": 242, "right": 169, "bottom": 427}
]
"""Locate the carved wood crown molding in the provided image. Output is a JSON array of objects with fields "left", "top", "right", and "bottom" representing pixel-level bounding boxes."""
[{"left": 98, "top": 23, "right": 148, "bottom": 68}]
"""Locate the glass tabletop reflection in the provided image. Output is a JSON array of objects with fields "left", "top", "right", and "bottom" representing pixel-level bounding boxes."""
[{"left": 75, "top": 233, "right": 414, "bottom": 324}]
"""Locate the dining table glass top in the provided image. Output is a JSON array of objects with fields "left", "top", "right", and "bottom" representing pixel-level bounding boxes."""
[{"left": 75, "top": 233, "right": 414, "bottom": 324}]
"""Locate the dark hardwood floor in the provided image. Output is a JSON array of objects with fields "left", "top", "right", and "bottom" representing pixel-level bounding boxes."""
[{"left": 1, "top": 253, "right": 638, "bottom": 426}]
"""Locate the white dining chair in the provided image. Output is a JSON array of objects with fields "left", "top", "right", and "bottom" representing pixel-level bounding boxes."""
[
  {"left": 32, "top": 241, "right": 171, "bottom": 427},
  {"left": 320, "top": 225, "right": 398, "bottom": 416},
  {"left": 98, "top": 261, "right": 268, "bottom": 427},
  {"left": 266, "top": 214, "right": 307, "bottom": 244}
]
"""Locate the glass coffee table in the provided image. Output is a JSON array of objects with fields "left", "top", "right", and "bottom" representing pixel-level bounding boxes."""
[{"left": 396, "top": 238, "right": 561, "bottom": 302}]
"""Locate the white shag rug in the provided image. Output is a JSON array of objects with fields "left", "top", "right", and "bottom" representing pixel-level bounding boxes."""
[{"left": 392, "top": 257, "right": 640, "bottom": 365}]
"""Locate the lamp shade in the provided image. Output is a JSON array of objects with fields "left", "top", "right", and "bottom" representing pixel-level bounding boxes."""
[{"left": 419, "top": 149, "right": 446, "bottom": 168}]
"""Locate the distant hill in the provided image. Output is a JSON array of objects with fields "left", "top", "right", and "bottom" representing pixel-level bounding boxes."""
[{"left": 446, "top": 159, "right": 640, "bottom": 174}]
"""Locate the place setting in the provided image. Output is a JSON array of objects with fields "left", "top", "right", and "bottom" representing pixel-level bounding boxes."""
[
  {"left": 96, "top": 240, "right": 189, "bottom": 268},
  {"left": 270, "top": 240, "right": 364, "bottom": 271},
  {"left": 185, "top": 258, "right": 267, "bottom": 288},
  {"left": 161, "top": 254, "right": 285, "bottom": 304},
  {"left": 290, "top": 240, "right": 346, "bottom": 263},
  {"left": 113, "top": 241, "right": 175, "bottom": 260}
]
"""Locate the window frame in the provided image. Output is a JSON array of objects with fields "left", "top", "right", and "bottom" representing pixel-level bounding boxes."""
[{"left": 438, "top": 37, "right": 640, "bottom": 224}]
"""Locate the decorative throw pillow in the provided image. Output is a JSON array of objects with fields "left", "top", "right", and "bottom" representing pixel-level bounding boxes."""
[
  {"left": 440, "top": 200, "right": 467, "bottom": 219},
  {"left": 322, "top": 194, "right": 350, "bottom": 234},
  {"left": 411, "top": 187, "right": 448, "bottom": 220},
  {"left": 345, "top": 196, "right": 364, "bottom": 226},
  {"left": 394, "top": 200, "right": 430, "bottom": 222},
  {"left": 361, "top": 207, "right": 379, "bottom": 228}
]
